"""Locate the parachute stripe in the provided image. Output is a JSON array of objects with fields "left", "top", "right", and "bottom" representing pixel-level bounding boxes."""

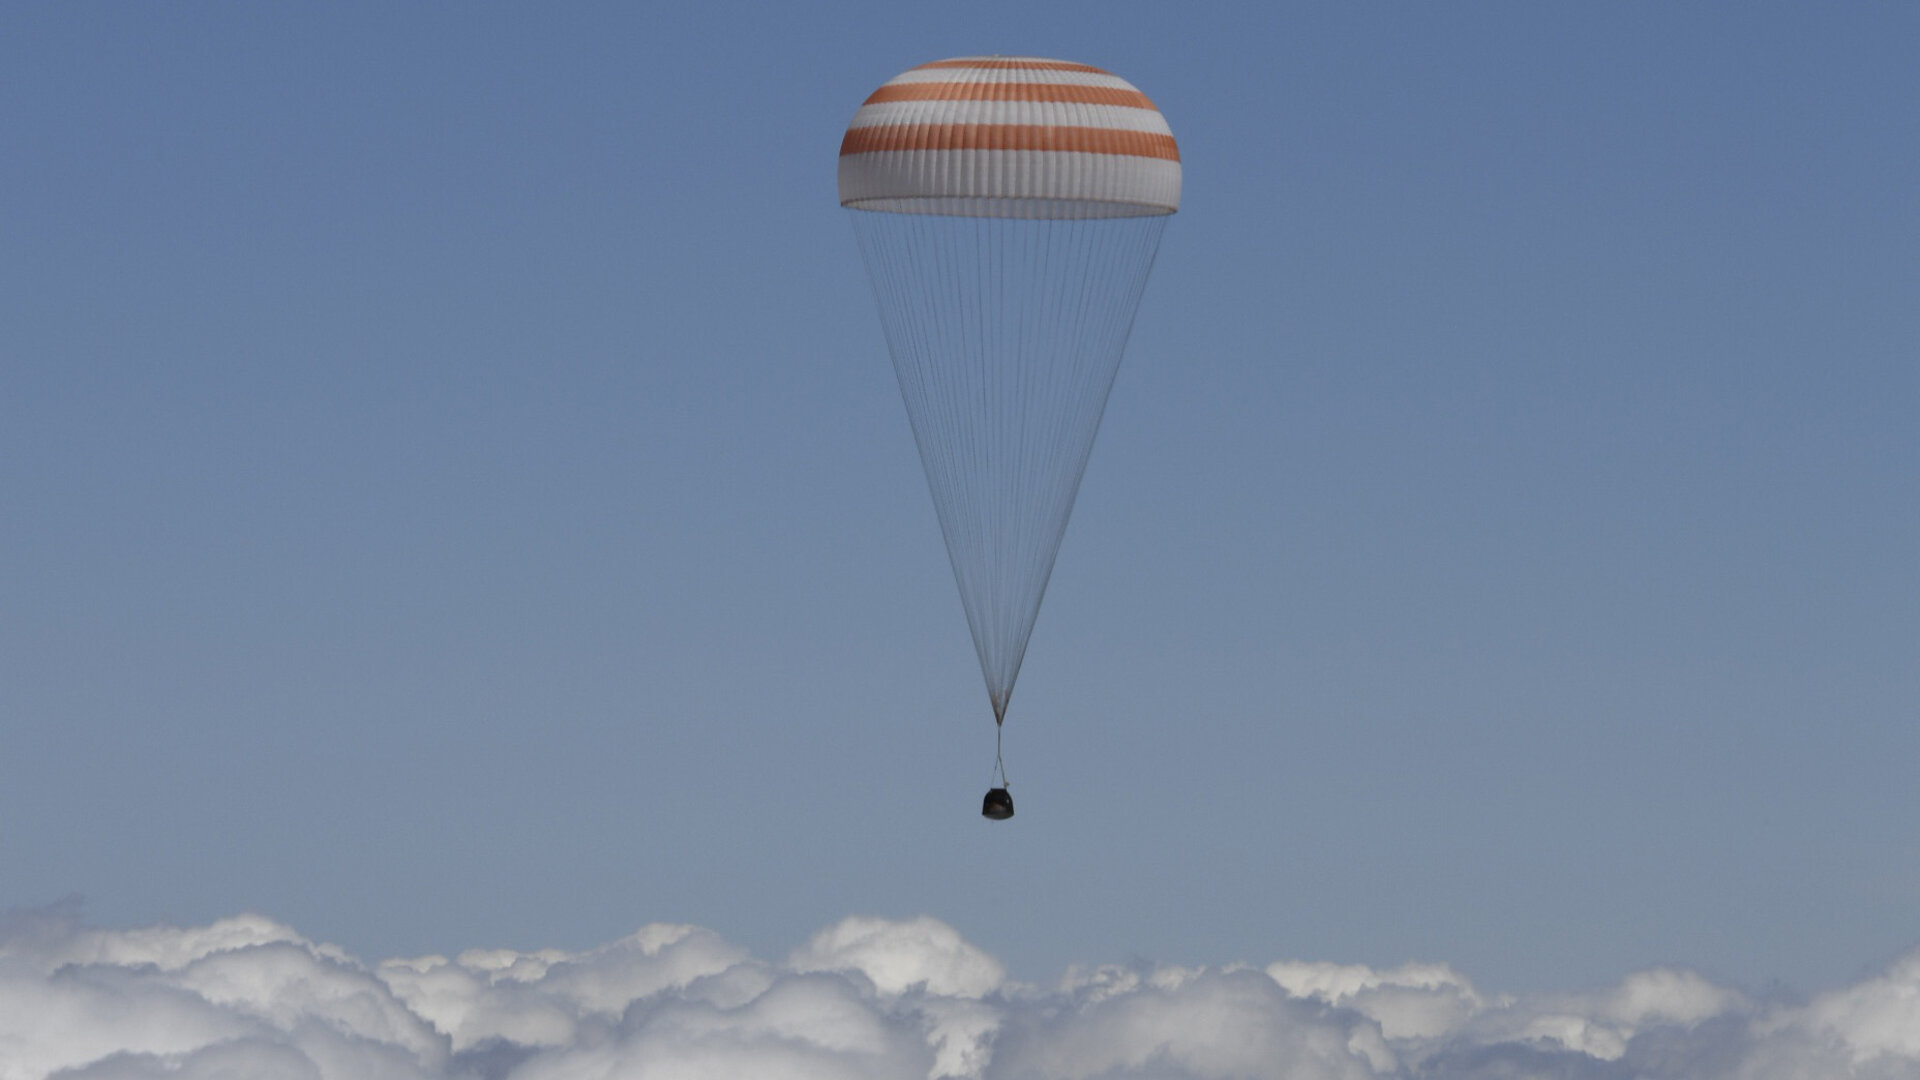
[
  {"left": 847, "top": 102, "right": 1173, "bottom": 136},
  {"left": 863, "top": 83, "right": 1157, "bottom": 108},
  {"left": 912, "top": 57, "right": 1109, "bottom": 73},
  {"left": 840, "top": 125, "right": 1179, "bottom": 161},
  {"left": 885, "top": 67, "right": 1139, "bottom": 89},
  {"left": 839, "top": 152, "right": 1182, "bottom": 219}
]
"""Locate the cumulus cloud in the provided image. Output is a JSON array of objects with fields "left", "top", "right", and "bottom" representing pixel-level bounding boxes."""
[{"left": 3, "top": 901, "right": 1919, "bottom": 1080}]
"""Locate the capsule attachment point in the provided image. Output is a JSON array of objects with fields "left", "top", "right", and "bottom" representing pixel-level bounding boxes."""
[{"left": 981, "top": 787, "right": 1015, "bottom": 820}]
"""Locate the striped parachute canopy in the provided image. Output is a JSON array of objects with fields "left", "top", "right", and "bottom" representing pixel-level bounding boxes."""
[
  {"left": 838, "top": 56, "right": 1181, "bottom": 219},
  {"left": 842, "top": 57, "right": 1178, "bottom": 771}
]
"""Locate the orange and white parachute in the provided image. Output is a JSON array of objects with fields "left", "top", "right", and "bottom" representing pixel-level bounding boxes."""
[
  {"left": 839, "top": 57, "right": 1181, "bottom": 219},
  {"left": 842, "top": 58, "right": 1179, "bottom": 808}
]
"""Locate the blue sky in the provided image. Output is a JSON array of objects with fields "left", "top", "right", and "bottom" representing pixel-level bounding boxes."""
[{"left": 4, "top": 0, "right": 1917, "bottom": 1003}]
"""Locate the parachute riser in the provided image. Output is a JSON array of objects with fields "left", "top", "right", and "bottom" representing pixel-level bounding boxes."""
[{"left": 983, "top": 722, "right": 1014, "bottom": 820}]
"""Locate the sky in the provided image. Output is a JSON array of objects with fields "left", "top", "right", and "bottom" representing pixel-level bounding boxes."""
[{"left": 3, "top": 1, "right": 1918, "bottom": 1061}]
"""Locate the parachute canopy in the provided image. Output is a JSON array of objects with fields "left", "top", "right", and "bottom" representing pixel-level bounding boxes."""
[
  {"left": 844, "top": 57, "right": 1177, "bottom": 739},
  {"left": 839, "top": 57, "right": 1181, "bottom": 219}
]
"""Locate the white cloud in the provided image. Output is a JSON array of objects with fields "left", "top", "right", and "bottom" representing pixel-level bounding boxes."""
[
  {"left": 1266, "top": 959, "right": 1486, "bottom": 1040},
  {"left": 789, "top": 915, "right": 1005, "bottom": 999},
  {"left": 0, "top": 907, "right": 443, "bottom": 1080},
  {"left": 1767, "top": 949, "right": 1920, "bottom": 1068},
  {"left": 996, "top": 966, "right": 1384, "bottom": 1080},
  {"left": 4, "top": 902, "right": 1920, "bottom": 1080}
]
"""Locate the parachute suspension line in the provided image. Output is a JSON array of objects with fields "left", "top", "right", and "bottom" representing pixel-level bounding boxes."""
[
  {"left": 990, "top": 721, "right": 1010, "bottom": 790},
  {"left": 849, "top": 209, "right": 1169, "bottom": 728}
]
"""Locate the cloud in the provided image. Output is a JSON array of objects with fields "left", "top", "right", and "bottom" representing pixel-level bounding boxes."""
[
  {"left": 4, "top": 902, "right": 1920, "bottom": 1080},
  {"left": 374, "top": 922, "right": 751, "bottom": 1055},
  {"left": 788, "top": 915, "right": 1005, "bottom": 1000}
]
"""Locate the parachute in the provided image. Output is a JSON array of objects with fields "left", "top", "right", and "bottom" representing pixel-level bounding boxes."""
[{"left": 841, "top": 57, "right": 1180, "bottom": 818}]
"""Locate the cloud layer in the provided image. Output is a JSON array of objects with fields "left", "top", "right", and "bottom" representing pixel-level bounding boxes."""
[{"left": 3, "top": 902, "right": 1918, "bottom": 1080}]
